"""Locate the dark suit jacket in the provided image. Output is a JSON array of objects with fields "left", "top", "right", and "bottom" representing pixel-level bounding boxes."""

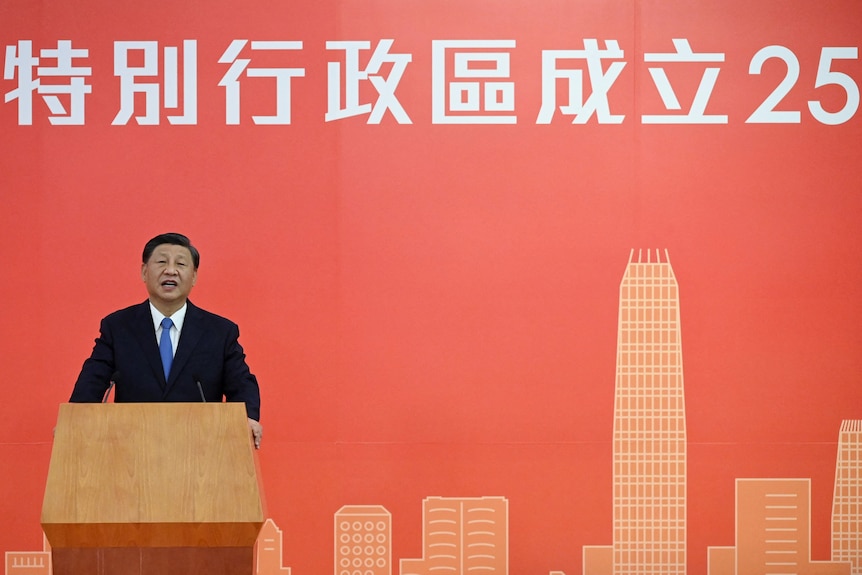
[{"left": 70, "top": 300, "right": 261, "bottom": 421}]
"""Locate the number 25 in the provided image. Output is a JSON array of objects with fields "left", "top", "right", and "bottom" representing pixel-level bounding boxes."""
[{"left": 747, "top": 46, "right": 859, "bottom": 125}]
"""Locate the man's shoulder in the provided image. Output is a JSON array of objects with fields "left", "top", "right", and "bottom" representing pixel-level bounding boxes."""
[
  {"left": 187, "top": 301, "right": 239, "bottom": 330},
  {"left": 102, "top": 301, "right": 149, "bottom": 323}
]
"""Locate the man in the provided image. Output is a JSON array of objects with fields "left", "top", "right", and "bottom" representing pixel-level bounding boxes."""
[{"left": 69, "top": 233, "right": 263, "bottom": 448}]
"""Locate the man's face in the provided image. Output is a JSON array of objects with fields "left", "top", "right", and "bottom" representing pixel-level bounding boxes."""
[{"left": 141, "top": 243, "right": 197, "bottom": 311}]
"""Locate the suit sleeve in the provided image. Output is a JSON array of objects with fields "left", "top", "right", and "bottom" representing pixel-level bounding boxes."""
[
  {"left": 222, "top": 323, "right": 261, "bottom": 421},
  {"left": 69, "top": 317, "right": 115, "bottom": 402}
]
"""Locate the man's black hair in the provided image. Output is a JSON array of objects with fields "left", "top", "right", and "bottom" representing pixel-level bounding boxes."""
[{"left": 142, "top": 233, "right": 200, "bottom": 270}]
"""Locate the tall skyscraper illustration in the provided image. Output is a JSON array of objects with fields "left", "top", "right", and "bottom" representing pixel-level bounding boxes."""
[
  {"left": 614, "top": 249, "right": 687, "bottom": 574},
  {"left": 335, "top": 505, "right": 392, "bottom": 575},
  {"left": 584, "top": 249, "right": 688, "bottom": 575},
  {"left": 400, "top": 496, "right": 508, "bottom": 575},
  {"left": 833, "top": 420, "right": 862, "bottom": 574}
]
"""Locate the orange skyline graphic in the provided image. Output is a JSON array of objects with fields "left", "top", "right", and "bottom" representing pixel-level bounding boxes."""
[{"left": 5, "top": 252, "right": 861, "bottom": 575}]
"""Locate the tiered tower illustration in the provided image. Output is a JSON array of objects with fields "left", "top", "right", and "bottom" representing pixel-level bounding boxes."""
[
  {"left": 613, "top": 249, "right": 687, "bottom": 574},
  {"left": 400, "top": 496, "right": 508, "bottom": 575},
  {"left": 584, "top": 248, "right": 688, "bottom": 575}
]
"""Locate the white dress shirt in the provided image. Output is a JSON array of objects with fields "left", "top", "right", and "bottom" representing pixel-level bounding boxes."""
[{"left": 149, "top": 301, "right": 188, "bottom": 357}]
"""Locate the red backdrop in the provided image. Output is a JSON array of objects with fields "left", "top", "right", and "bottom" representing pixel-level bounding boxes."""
[{"left": 2, "top": 1, "right": 861, "bottom": 574}]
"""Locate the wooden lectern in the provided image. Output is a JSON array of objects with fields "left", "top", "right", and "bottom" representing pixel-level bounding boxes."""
[{"left": 41, "top": 402, "right": 266, "bottom": 575}]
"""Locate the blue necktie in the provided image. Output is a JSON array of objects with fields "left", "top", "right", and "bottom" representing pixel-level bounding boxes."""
[{"left": 159, "top": 317, "right": 174, "bottom": 380}]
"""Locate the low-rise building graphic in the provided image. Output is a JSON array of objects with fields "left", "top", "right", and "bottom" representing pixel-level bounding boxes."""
[
  {"left": 334, "top": 505, "right": 392, "bottom": 575},
  {"left": 401, "top": 496, "right": 508, "bottom": 575},
  {"left": 5, "top": 533, "right": 51, "bottom": 575},
  {"left": 706, "top": 478, "right": 850, "bottom": 575},
  {"left": 737, "top": 478, "right": 843, "bottom": 575},
  {"left": 256, "top": 518, "right": 292, "bottom": 575}
]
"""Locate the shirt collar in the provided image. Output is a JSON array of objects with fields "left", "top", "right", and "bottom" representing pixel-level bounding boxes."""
[{"left": 149, "top": 301, "right": 188, "bottom": 333}]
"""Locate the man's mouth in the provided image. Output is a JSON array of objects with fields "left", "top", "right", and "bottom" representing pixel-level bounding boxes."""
[{"left": 161, "top": 280, "right": 178, "bottom": 288}]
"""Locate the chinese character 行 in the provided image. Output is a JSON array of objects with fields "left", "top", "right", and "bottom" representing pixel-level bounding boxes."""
[{"left": 219, "top": 40, "right": 304, "bottom": 125}]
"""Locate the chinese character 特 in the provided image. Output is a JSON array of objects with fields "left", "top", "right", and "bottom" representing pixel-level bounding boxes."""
[{"left": 4, "top": 40, "right": 92, "bottom": 125}]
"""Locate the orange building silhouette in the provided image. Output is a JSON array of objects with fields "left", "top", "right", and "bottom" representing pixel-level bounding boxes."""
[
  {"left": 706, "top": 546, "right": 736, "bottom": 575},
  {"left": 584, "top": 249, "right": 687, "bottom": 575},
  {"left": 401, "top": 496, "right": 508, "bottom": 575},
  {"left": 833, "top": 420, "right": 862, "bottom": 574},
  {"left": 731, "top": 478, "right": 849, "bottom": 575},
  {"left": 5, "top": 533, "right": 51, "bottom": 575},
  {"left": 334, "top": 505, "right": 391, "bottom": 575},
  {"left": 256, "top": 518, "right": 292, "bottom": 575}
]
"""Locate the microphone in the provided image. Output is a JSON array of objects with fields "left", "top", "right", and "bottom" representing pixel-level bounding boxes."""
[
  {"left": 102, "top": 371, "right": 121, "bottom": 403},
  {"left": 193, "top": 375, "right": 207, "bottom": 403}
]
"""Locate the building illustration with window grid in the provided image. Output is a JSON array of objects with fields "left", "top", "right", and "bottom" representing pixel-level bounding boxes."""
[
  {"left": 334, "top": 505, "right": 392, "bottom": 575},
  {"left": 833, "top": 420, "right": 862, "bottom": 574},
  {"left": 584, "top": 249, "right": 687, "bottom": 575}
]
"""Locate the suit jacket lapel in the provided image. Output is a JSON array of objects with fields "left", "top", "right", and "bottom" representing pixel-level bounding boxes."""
[
  {"left": 165, "top": 300, "right": 203, "bottom": 394},
  {"left": 131, "top": 301, "right": 167, "bottom": 390}
]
